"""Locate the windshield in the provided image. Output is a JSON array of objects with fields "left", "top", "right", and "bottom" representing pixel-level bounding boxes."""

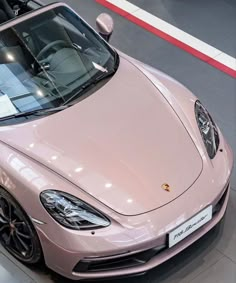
[{"left": 0, "top": 5, "right": 118, "bottom": 125}]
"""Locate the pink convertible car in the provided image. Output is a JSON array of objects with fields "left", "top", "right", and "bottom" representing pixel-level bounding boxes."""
[{"left": 0, "top": 1, "right": 233, "bottom": 280}]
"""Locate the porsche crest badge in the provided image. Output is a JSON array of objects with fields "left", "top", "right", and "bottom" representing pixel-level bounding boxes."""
[{"left": 162, "top": 183, "right": 171, "bottom": 192}]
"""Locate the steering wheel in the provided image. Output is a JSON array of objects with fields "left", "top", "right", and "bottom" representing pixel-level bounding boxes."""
[{"left": 36, "top": 40, "right": 73, "bottom": 61}]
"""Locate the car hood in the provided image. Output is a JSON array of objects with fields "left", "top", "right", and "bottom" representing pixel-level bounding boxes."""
[{"left": 0, "top": 56, "right": 203, "bottom": 216}]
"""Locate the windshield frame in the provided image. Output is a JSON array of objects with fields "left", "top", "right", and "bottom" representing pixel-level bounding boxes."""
[{"left": 0, "top": 3, "right": 74, "bottom": 32}]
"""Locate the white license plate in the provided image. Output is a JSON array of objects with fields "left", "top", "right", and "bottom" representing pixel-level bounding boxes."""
[{"left": 168, "top": 205, "right": 213, "bottom": 248}]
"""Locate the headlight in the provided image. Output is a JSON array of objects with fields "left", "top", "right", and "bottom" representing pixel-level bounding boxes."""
[
  {"left": 195, "top": 100, "right": 219, "bottom": 159},
  {"left": 40, "top": 190, "right": 110, "bottom": 230}
]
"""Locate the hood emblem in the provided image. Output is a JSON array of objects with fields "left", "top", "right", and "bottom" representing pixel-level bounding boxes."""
[{"left": 162, "top": 183, "right": 171, "bottom": 192}]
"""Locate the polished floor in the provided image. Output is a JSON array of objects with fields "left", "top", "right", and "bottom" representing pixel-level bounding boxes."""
[{"left": 0, "top": 0, "right": 236, "bottom": 282}]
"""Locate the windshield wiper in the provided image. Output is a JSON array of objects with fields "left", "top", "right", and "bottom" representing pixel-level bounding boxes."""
[
  {"left": 0, "top": 105, "right": 70, "bottom": 122},
  {"left": 62, "top": 69, "right": 116, "bottom": 106},
  {"left": 94, "top": 69, "right": 116, "bottom": 83}
]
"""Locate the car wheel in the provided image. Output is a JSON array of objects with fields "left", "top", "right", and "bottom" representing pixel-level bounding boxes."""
[{"left": 0, "top": 188, "right": 42, "bottom": 264}]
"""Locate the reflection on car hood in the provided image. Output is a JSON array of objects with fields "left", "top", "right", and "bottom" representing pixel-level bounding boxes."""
[{"left": 0, "top": 56, "right": 203, "bottom": 216}]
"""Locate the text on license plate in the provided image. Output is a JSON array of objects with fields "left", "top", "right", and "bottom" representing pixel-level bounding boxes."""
[{"left": 168, "top": 205, "right": 213, "bottom": 248}]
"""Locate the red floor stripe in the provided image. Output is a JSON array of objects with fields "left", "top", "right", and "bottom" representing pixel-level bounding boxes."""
[{"left": 96, "top": 0, "right": 236, "bottom": 78}]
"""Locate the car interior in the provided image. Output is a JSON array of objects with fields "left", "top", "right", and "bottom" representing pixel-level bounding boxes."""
[
  {"left": 0, "top": 3, "right": 115, "bottom": 123},
  {"left": 0, "top": 0, "right": 35, "bottom": 23}
]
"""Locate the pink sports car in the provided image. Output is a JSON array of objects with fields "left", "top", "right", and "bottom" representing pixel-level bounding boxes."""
[{"left": 0, "top": 1, "right": 233, "bottom": 280}]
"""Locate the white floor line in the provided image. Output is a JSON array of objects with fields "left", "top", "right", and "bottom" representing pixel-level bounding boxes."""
[{"left": 105, "top": 0, "right": 236, "bottom": 73}]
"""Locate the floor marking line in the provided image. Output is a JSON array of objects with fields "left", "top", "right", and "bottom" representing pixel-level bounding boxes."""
[{"left": 96, "top": 0, "right": 236, "bottom": 78}]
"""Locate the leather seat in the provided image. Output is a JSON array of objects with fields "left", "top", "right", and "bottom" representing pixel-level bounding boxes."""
[
  {"left": 0, "top": 0, "right": 15, "bottom": 24},
  {"left": 0, "top": 8, "right": 8, "bottom": 24}
]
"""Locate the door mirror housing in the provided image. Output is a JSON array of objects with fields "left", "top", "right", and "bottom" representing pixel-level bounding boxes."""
[{"left": 96, "top": 13, "right": 114, "bottom": 42}]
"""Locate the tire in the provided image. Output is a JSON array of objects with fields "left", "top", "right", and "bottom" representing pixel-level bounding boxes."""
[{"left": 0, "top": 187, "right": 42, "bottom": 264}]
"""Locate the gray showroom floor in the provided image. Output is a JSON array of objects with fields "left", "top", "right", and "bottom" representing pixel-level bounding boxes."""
[{"left": 0, "top": 0, "right": 235, "bottom": 282}]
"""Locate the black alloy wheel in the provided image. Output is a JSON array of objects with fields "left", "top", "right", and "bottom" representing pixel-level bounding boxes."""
[{"left": 0, "top": 188, "right": 42, "bottom": 264}]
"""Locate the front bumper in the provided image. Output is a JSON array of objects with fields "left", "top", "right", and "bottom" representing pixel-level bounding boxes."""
[
  {"left": 37, "top": 182, "right": 230, "bottom": 280},
  {"left": 73, "top": 184, "right": 229, "bottom": 275},
  {"left": 35, "top": 136, "right": 233, "bottom": 280}
]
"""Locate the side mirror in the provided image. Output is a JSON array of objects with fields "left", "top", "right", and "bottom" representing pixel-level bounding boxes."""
[{"left": 96, "top": 13, "right": 114, "bottom": 42}]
